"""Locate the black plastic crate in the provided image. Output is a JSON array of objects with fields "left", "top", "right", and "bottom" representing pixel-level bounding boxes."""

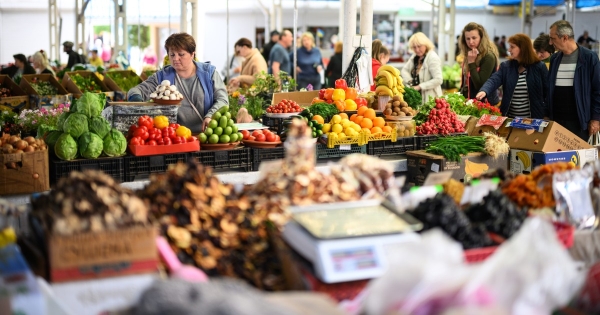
[
  {"left": 316, "top": 143, "right": 366, "bottom": 160},
  {"left": 191, "top": 147, "right": 252, "bottom": 172},
  {"left": 251, "top": 146, "right": 285, "bottom": 171},
  {"left": 415, "top": 133, "right": 467, "bottom": 150},
  {"left": 367, "top": 137, "right": 416, "bottom": 157},
  {"left": 261, "top": 115, "right": 288, "bottom": 136},
  {"left": 124, "top": 153, "right": 190, "bottom": 182},
  {"left": 50, "top": 156, "right": 125, "bottom": 185}
]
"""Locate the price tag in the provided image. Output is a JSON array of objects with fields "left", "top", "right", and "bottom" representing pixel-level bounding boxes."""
[
  {"left": 430, "top": 163, "right": 440, "bottom": 173},
  {"left": 423, "top": 171, "right": 453, "bottom": 186},
  {"left": 340, "top": 144, "right": 351, "bottom": 151}
]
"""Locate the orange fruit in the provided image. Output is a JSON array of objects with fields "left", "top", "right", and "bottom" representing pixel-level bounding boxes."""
[
  {"left": 339, "top": 112, "right": 349, "bottom": 120},
  {"left": 364, "top": 108, "right": 376, "bottom": 120},
  {"left": 360, "top": 118, "right": 373, "bottom": 129},
  {"left": 357, "top": 106, "right": 368, "bottom": 116},
  {"left": 354, "top": 115, "right": 364, "bottom": 125},
  {"left": 371, "top": 127, "right": 383, "bottom": 135},
  {"left": 382, "top": 126, "right": 392, "bottom": 133},
  {"left": 373, "top": 117, "right": 385, "bottom": 128},
  {"left": 350, "top": 114, "right": 358, "bottom": 122},
  {"left": 312, "top": 115, "right": 324, "bottom": 125}
]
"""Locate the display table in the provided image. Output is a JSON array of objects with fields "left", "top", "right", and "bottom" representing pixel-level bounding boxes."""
[{"left": 0, "top": 155, "right": 408, "bottom": 205}]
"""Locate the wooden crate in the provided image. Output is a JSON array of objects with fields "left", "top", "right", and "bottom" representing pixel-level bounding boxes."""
[
  {"left": 62, "top": 71, "right": 114, "bottom": 100},
  {"left": 0, "top": 150, "right": 50, "bottom": 195},
  {"left": 0, "top": 75, "right": 29, "bottom": 112},
  {"left": 20, "top": 74, "right": 72, "bottom": 109}
]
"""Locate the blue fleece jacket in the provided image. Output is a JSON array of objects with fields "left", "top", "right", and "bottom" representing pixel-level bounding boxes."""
[
  {"left": 293, "top": 47, "right": 323, "bottom": 80},
  {"left": 479, "top": 59, "right": 549, "bottom": 119},
  {"left": 547, "top": 44, "right": 600, "bottom": 129}
]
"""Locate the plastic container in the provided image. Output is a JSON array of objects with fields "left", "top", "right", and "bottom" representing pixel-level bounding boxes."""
[
  {"left": 190, "top": 147, "right": 252, "bottom": 172},
  {"left": 316, "top": 143, "right": 366, "bottom": 160},
  {"left": 377, "top": 95, "right": 390, "bottom": 111},
  {"left": 367, "top": 137, "right": 416, "bottom": 157},
  {"left": 251, "top": 146, "right": 285, "bottom": 171},
  {"left": 123, "top": 153, "right": 189, "bottom": 182},
  {"left": 50, "top": 156, "right": 124, "bottom": 185},
  {"left": 386, "top": 119, "right": 416, "bottom": 138}
]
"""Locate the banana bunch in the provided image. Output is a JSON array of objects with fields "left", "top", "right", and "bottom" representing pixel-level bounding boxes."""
[
  {"left": 375, "top": 65, "right": 405, "bottom": 97},
  {"left": 515, "top": 151, "right": 531, "bottom": 169}
]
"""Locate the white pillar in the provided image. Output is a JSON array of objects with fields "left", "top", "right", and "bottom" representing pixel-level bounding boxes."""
[
  {"left": 293, "top": 0, "right": 298, "bottom": 82},
  {"left": 270, "top": 0, "right": 276, "bottom": 32},
  {"left": 394, "top": 13, "right": 400, "bottom": 56},
  {"left": 429, "top": 3, "right": 435, "bottom": 41},
  {"left": 360, "top": 0, "right": 373, "bottom": 86},
  {"left": 181, "top": 0, "right": 187, "bottom": 33},
  {"left": 437, "top": 0, "right": 446, "bottom": 64},
  {"left": 520, "top": 0, "right": 526, "bottom": 33},
  {"left": 342, "top": 0, "right": 357, "bottom": 73},
  {"left": 75, "top": 0, "right": 86, "bottom": 55},
  {"left": 447, "top": 0, "right": 456, "bottom": 64},
  {"left": 197, "top": 0, "right": 206, "bottom": 60},
  {"left": 276, "top": 0, "right": 282, "bottom": 32},
  {"left": 114, "top": 0, "right": 128, "bottom": 56},
  {"left": 338, "top": 0, "right": 345, "bottom": 39},
  {"left": 49, "top": 0, "right": 60, "bottom": 63}
]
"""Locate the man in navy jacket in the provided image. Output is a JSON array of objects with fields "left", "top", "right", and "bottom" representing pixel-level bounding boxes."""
[{"left": 547, "top": 20, "right": 600, "bottom": 141}]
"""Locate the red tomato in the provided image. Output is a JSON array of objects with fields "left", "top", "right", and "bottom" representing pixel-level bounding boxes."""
[
  {"left": 247, "top": 135, "right": 255, "bottom": 141},
  {"left": 241, "top": 130, "right": 250, "bottom": 140},
  {"left": 133, "top": 128, "right": 149, "bottom": 140},
  {"left": 163, "top": 137, "right": 172, "bottom": 145},
  {"left": 266, "top": 133, "right": 276, "bottom": 142},
  {"left": 127, "top": 125, "right": 138, "bottom": 138},
  {"left": 147, "top": 140, "right": 157, "bottom": 146},
  {"left": 138, "top": 116, "right": 153, "bottom": 129},
  {"left": 169, "top": 123, "right": 180, "bottom": 129},
  {"left": 172, "top": 137, "right": 182, "bottom": 144},
  {"left": 251, "top": 130, "right": 263, "bottom": 138},
  {"left": 275, "top": 135, "right": 281, "bottom": 141},
  {"left": 255, "top": 134, "right": 266, "bottom": 142},
  {"left": 157, "top": 138, "right": 164, "bottom": 145},
  {"left": 129, "top": 136, "right": 143, "bottom": 146}
]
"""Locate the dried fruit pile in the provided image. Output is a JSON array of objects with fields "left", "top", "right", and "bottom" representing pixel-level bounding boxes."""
[{"left": 31, "top": 170, "right": 149, "bottom": 235}]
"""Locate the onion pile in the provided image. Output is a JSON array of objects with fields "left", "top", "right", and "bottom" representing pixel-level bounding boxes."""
[
  {"left": 149, "top": 80, "right": 183, "bottom": 101},
  {"left": 1, "top": 135, "right": 47, "bottom": 169}
]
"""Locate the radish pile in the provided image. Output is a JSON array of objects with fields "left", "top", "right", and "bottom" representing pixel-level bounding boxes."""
[{"left": 416, "top": 98, "right": 465, "bottom": 135}]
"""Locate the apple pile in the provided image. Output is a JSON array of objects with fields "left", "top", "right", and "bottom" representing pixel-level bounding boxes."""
[{"left": 241, "top": 129, "right": 281, "bottom": 142}]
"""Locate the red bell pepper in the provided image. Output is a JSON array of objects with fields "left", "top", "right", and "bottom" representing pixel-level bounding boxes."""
[
  {"left": 335, "top": 79, "right": 348, "bottom": 91},
  {"left": 323, "top": 88, "right": 335, "bottom": 101},
  {"left": 318, "top": 89, "right": 326, "bottom": 100},
  {"left": 355, "top": 97, "right": 368, "bottom": 108}
]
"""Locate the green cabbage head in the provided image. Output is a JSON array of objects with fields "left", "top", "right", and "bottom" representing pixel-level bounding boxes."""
[
  {"left": 54, "top": 133, "right": 78, "bottom": 160},
  {"left": 78, "top": 132, "right": 104, "bottom": 159},
  {"left": 103, "top": 128, "right": 127, "bottom": 157},
  {"left": 63, "top": 113, "right": 89, "bottom": 138}
]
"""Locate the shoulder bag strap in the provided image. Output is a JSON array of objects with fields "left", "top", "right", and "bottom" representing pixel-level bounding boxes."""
[{"left": 175, "top": 73, "right": 203, "bottom": 121}]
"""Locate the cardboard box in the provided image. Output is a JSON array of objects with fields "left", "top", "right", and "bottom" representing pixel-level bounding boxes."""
[
  {"left": 469, "top": 116, "right": 513, "bottom": 138},
  {"left": 509, "top": 148, "right": 599, "bottom": 174},
  {"left": 20, "top": 74, "right": 71, "bottom": 109},
  {"left": 272, "top": 90, "right": 319, "bottom": 106},
  {"left": 0, "top": 150, "right": 50, "bottom": 195},
  {"left": 49, "top": 226, "right": 158, "bottom": 283},
  {"left": 462, "top": 116, "right": 479, "bottom": 135},
  {"left": 0, "top": 75, "right": 29, "bottom": 112},
  {"left": 62, "top": 71, "right": 114, "bottom": 100},
  {"left": 103, "top": 70, "right": 142, "bottom": 101},
  {"left": 507, "top": 120, "right": 592, "bottom": 152},
  {"left": 407, "top": 150, "right": 508, "bottom": 186}
]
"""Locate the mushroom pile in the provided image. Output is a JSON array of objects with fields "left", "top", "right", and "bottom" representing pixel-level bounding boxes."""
[{"left": 150, "top": 80, "right": 184, "bottom": 101}]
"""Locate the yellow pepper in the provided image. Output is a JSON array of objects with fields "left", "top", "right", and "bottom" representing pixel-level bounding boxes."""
[
  {"left": 176, "top": 126, "right": 192, "bottom": 139},
  {"left": 153, "top": 115, "right": 169, "bottom": 129},
  {"left": 332, "top": 88, "right": 346, "bottom": 101}
]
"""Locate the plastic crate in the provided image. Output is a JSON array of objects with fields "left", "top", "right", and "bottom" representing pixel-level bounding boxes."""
[
  {"left": 415, "top": 132, "right": 467, "bottom": 150},
  {"left": 261, "top": 115, "right": 288, "bottom": 136},
  {"left": 50, "top": 156, "right": 124, "bottom": 185},
  {"left": 102, "top": 102, "right": 180, "bottom": 134},
  {"left": 367, "top": 137, "right": 416, "bottom": 157},
  {"left": 190, "top": 147, "right": 252, "bottom": 171},
  {"left": 464, "top": 221, "right": 574, "bottom": 263},
  {"left": 316, "top": 143, "right": 366, "bottom": 160},
  {"left": 123, "top": 153, "right": 190, "bottom": 182},
  {"left": 251, "top": 146, "right": 285, "bottom": 171}
]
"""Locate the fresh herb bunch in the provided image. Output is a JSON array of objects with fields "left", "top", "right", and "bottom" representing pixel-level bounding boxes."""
[
  {"left": 308, "top": 102, "right": 339, "bottom": 120},
  {"left": 72, "top": 73, "right": 102, "bottom": 93},
  {"left": 425, "top": 135, "right": 486, "bottom": 162},
  {"left": 106, "top": 72, "right": 141, "bottom": 91},
  {"left": 444, "top": 93, "right": 468, "bottom": 115},
  {"left": 403, "top": 86, "right": 422, "bottom": 109},
  {"left": 414, "top": 96, "right": 436, "bottom": 126},
  {"left": 31, "top": 81, "right": 59, "bottom": 95}
]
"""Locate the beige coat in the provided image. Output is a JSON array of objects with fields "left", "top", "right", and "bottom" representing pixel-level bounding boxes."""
[
  {"left": 238, "top": 48, "right": 268, "bottom": 86},
  {"left": 401, "top": 50, "right": 443, "bottom": 104}
]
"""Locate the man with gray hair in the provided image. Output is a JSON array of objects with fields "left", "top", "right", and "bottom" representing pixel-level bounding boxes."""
[{"left": 547, "top": 20, "right": 600, "bottom": 140}]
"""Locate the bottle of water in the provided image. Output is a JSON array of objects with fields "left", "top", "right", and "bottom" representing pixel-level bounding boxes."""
[{"left": 282, "top": 80, "right": 290, "bottom": 93}]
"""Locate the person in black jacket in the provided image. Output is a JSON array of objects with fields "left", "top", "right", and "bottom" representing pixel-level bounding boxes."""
[
  {"left": 325, "top": 42, "right": 343, "bottom": 88},
  {"left": 2, "top": 54, "right": 36, "bottom": 80},
  {"left": 62, "top": 41, "right": 81, "bottom": 70},
  {"left": 476, "top": 33, "right": 548, "bottom": 119},
  {"left": 261, "top": 30, "right": 280, "bottom": 64}
]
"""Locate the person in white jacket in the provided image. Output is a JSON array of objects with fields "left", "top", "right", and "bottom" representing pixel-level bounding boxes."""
[{"left": 401, "top": 32, "right": 443, "bottom": 104}]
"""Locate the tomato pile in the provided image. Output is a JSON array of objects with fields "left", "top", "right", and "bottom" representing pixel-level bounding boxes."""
[
  {"left": 241, "top": 129, "right": 280, "bottom": 142},
  {"left": 416, "top": 98, "right": 465, "bottom": 135},
  {"left": 127, "top": 115, "right": 197, "bottom": 146},
  {"left": 266, "top": 99, "right": 301, "bottom": 114}
]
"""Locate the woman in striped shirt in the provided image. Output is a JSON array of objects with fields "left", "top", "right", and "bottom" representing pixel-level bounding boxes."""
[{"left": 476, "top": 33, "right": 549, "bottom": 119}]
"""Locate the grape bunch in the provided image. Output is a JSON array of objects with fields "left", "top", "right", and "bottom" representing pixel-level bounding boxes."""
[
  {"left": 465, "top": 190, "right": 527, "bottom": 240},
  {"left": 411, "top": 194, "right": 493, "bottom": 249}
]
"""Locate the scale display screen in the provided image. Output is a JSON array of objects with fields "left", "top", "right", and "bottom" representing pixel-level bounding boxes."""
[{"left": 330, "top": 246, "right": 379, "bottom": 272}]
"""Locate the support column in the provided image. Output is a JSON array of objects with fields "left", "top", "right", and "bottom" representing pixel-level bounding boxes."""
[
  {"left": 520, "top": 0, "right": 526, "bottom": 33},
  {"left": 197, "top": 0, "right": 206, "bottom": 60},
  {"left": 338, "top": 0, "right": 344, "bottom": 39},
  {"left": 437, "top": 0, "right": 446, "bottom": 64},
  {"left": 360, "top": 0, "right": 373, "bottom": 86},
  {"left": 114, "top": 0, "right": 128, "bottom": 56},
  {"left": 527, "top": 0, "right": 534, "bottom": 36},
  {"left": 447, "top": 0, "right": 456, "bottom": 64},
  {"left": 181, "top": 0, "right": 188, "bottom": 33},
  {"left": 276, "top": 0, "right": 282, "bottom": 32},
  {"left": 49, "top": 0, "right": 60, "bottom": 63},
  {"left": 394, "top": 13, "right": 400, "bottom": 57},
  {"left": 270, "top": 0, "right": 276, "bottom": 32},
  {"left": 342, "top": 0, "right": 357, "bottom": 73},
  {"left": 181, "top": 0, "right": 198, "bottom": 38},
  {"left": 75, "top": 0, "right": 87, "bottom": 55}
]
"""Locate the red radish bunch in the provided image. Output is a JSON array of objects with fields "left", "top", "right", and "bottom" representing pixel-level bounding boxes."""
[{"left": 416, "top": 98, "right": 465, "bottom": 135}]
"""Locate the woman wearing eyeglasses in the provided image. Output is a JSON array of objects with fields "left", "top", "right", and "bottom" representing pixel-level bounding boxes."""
[{"left": 401, "top": 32, "right": 443, "bottom": 104}]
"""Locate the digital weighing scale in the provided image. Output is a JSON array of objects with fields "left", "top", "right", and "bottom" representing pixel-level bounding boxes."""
[{"left": 282, "top": 199, "right": 423, "bottom": 284}]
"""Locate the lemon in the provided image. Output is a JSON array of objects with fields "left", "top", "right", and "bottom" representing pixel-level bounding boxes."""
[
  {"left": 332, "top": 123, "right": 344, "bottom": 134},
  {"left": 321, "top": 123, "right": 331, "bottom": 133},
  {"left": 331, "top": 115, "right": 342, "bottom": 124},
  {"left": 351, "top": 123, "right": 361, "bottom": 132},
  {"left": 345, "top": 127, "right": 355, "bottom": 136},
  {"left": 341, "top": 118, "right": 351, "bottom": 128},
  {"left": 329, "top": 133, "right": 338, "bottom": 141},
  {"left": 338, "top": 132, "right": 347, "bottom": 139}
]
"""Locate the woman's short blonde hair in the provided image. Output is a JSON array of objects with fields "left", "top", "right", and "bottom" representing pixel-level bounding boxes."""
[
  {"left": 301, "top": 32, "right": 315, "bottom": 48},
  {"left": 334, "top": 42, "right": 343, "bottom": 54},
  {"left": 408, "top": 32, "right": 435, "bottom": 53}
]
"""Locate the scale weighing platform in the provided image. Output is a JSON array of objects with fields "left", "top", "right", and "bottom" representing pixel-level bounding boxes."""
[{"left": 282, "top": 199, "right": 423, "bottom": 284}]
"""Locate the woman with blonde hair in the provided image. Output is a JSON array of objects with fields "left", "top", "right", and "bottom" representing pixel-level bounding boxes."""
[
  {"left": 459, "top": 22, "right": 499, "bottom": 103},
  {"left": 32, "top": 50, "right": 55, "bottom": 75},
  {"left": 325, "top": 42, "right": 343, "bottom": 88},
  {"left": 293, "top": 32, "right": 324, "bottom": 89},
  {"left": 401, "top": 32, "right": 443, "bottom": 103},
  {"left": 371, "top": 39, "right": 390, "bottom": 91}
]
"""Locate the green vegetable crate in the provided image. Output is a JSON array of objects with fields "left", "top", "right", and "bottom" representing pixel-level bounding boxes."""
[
  {"left": 103, "top": 70, "right": 142, "bottom": 101},
  {"left": 20, "top": 74, "right": 71, "bottom": 109},
  {"left": 0, "top": 75, "right": 29, "bottom": 112},
  {"left": 62, "top": 71, "right": 114, "bottom": 101}
]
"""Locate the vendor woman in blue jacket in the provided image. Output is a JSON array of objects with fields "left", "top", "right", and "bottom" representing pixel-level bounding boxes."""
[
  {"left": 476, "top": 33, "right": 548, "bottom": 119},
  {"left": 128, "top": 33, "right": 228, "bottom": 134},
  {"left": 292, "top": 32, "right": 324, "bottom": 90}
]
